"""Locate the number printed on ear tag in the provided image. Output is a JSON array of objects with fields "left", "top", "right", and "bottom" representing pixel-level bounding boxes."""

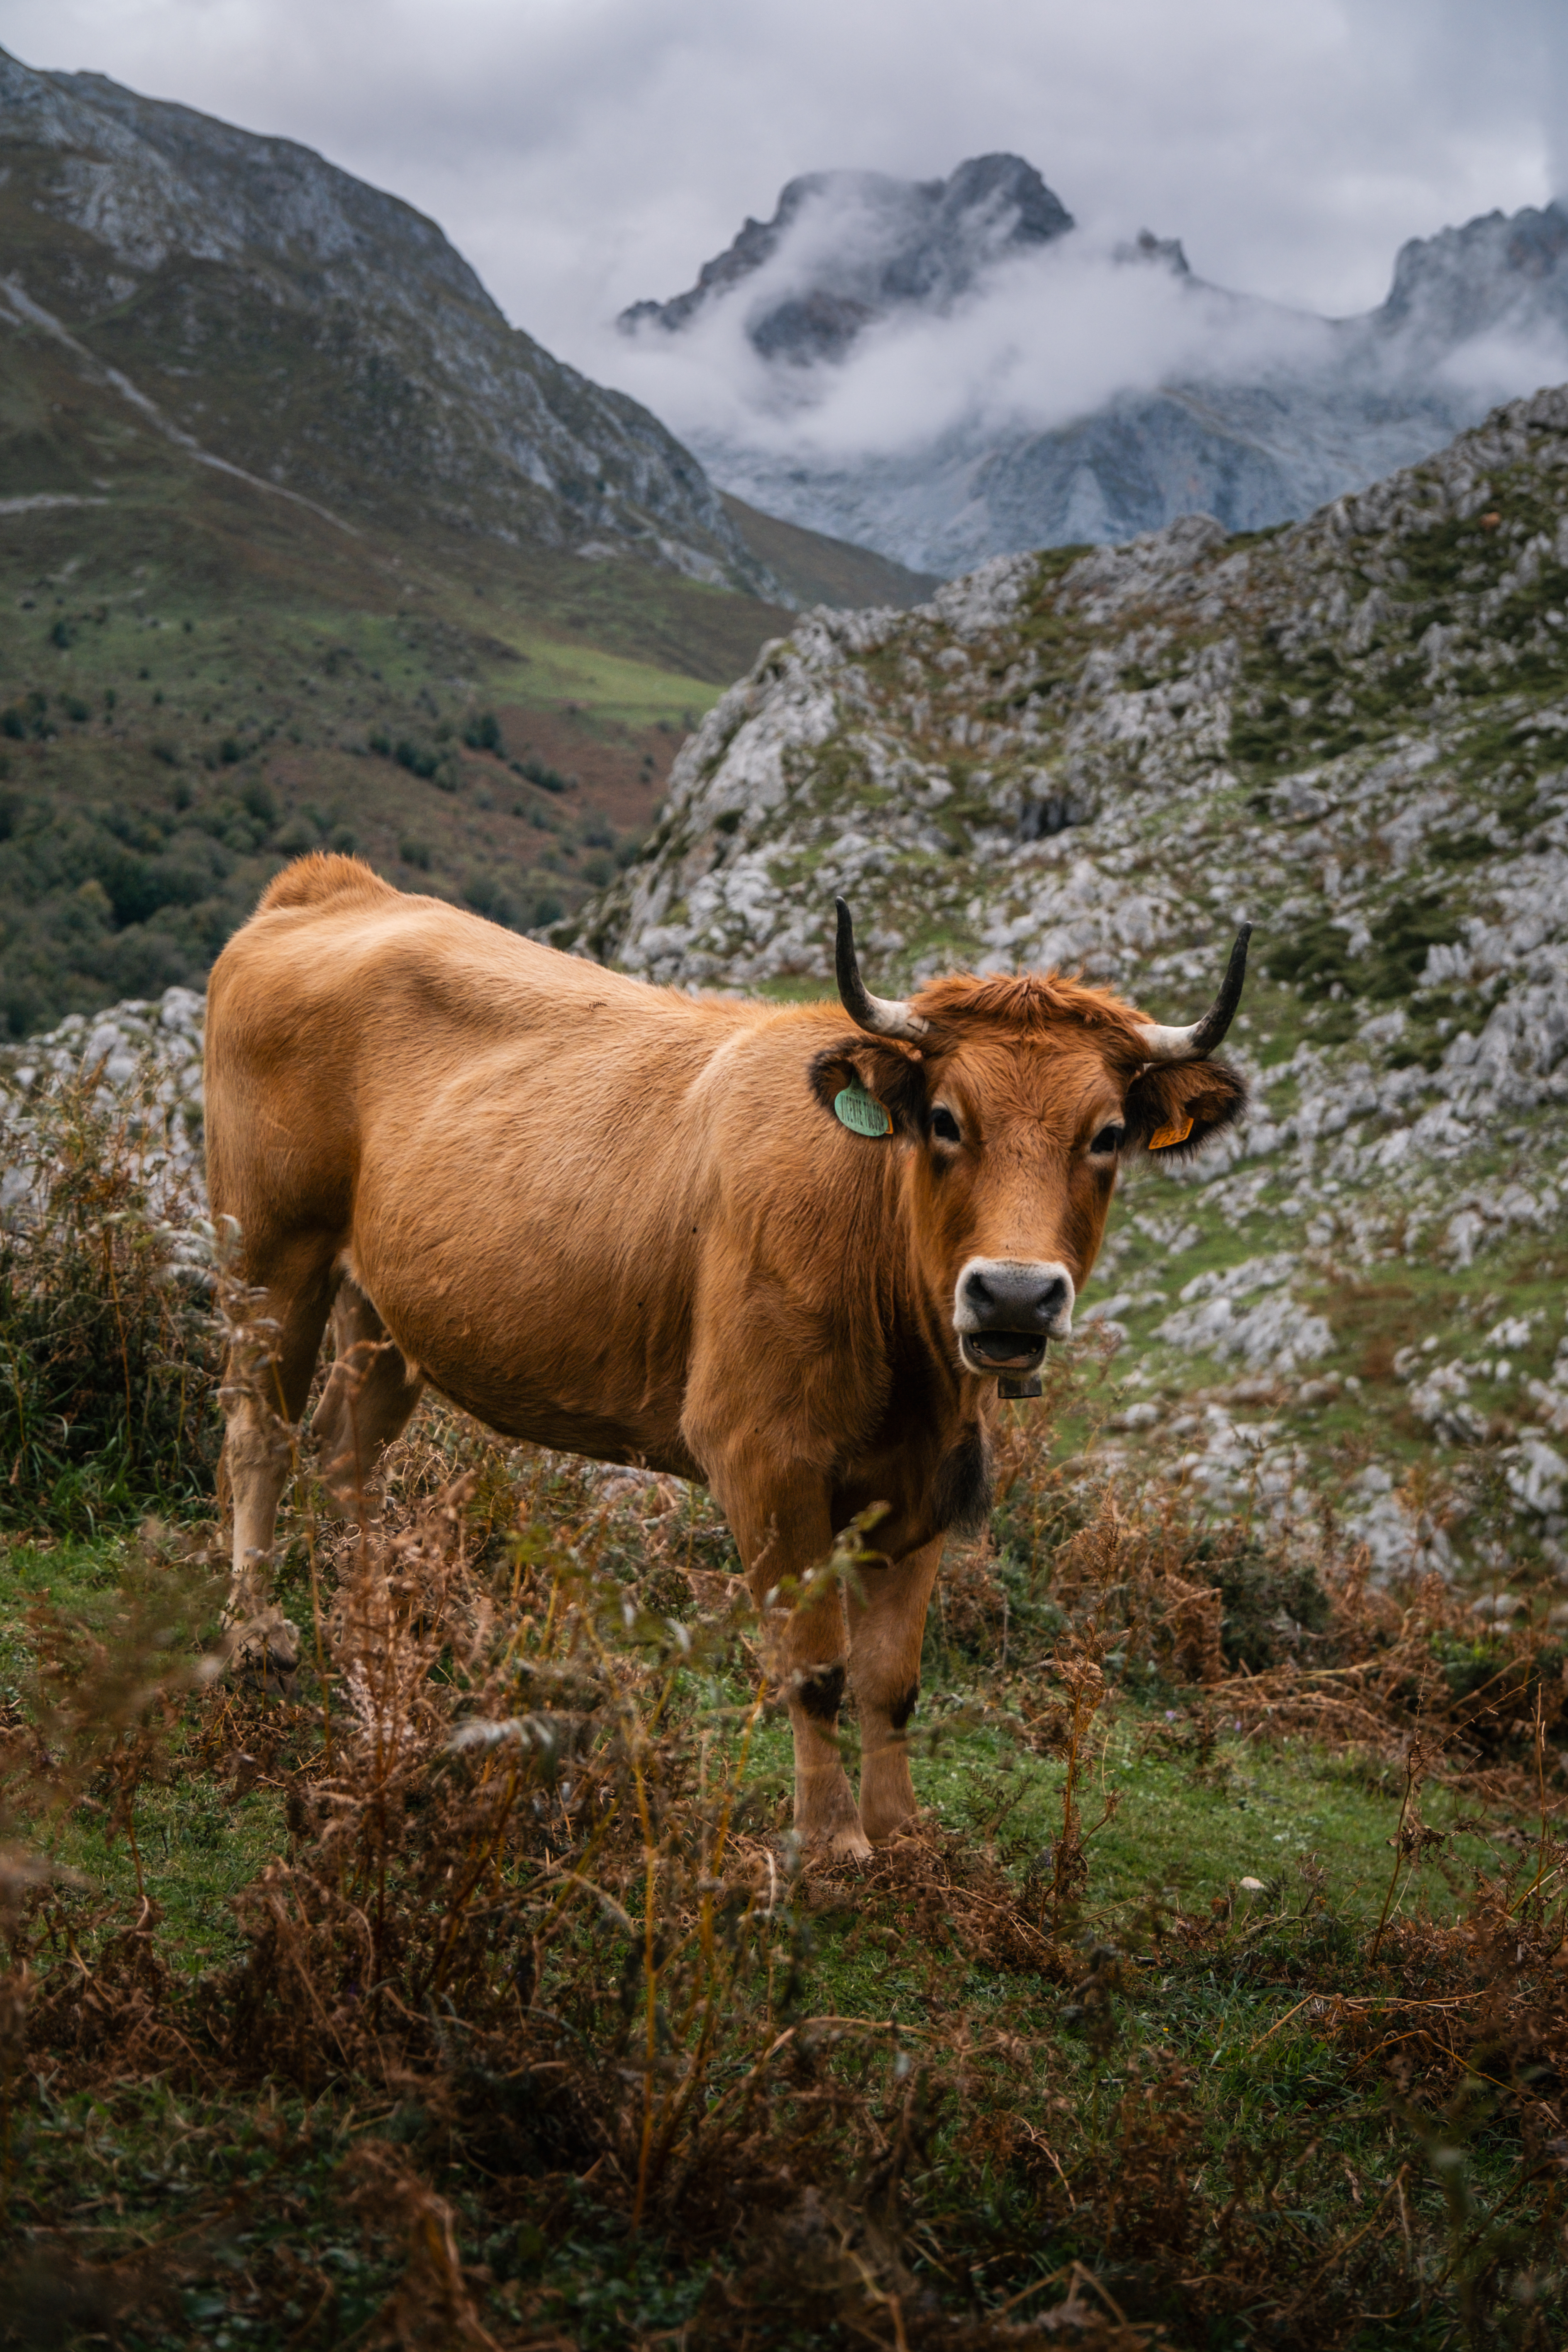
[
  {"left": 834, "top": 1084, "right": 893, "bottom": 1138},
  {"left": 1148, "top": 1114, "right": 1195, "bottom": 1150}
]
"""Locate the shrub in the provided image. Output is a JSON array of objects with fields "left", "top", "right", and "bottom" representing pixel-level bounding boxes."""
[
  {"left": 515, "top": 756, "right": 571, "bottom": 794},
  {"left": 1189, "top": 1528, "right": 1331, "bottom": 1671},
  {"left": 274, "top": 814, "right": 315, "bottom": 855},
  {"left": 92, "top": 847, "right": 212, "bottom": 929},
  {"left": 461, "top": 711, "right": 502, "bottom": 753},
  {"left": 463, "top": 874, "right": 517, "bottom": 925},
  {"left": 0, "top": 1062, "right": 219, "bottom": 1529},
  {"left": 394, "top": 739, "right": 437, "bottom": 780}
]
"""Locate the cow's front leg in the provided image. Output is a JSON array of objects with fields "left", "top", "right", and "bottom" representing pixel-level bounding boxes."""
[
  {"left": 849, "top": 1536, "right": 944, "bottom": 1844},
  {"left": 775, "top": 1558, "right": 869, "bottom": 1862},
  {"left": 714, "top": 1472, "right": 870, "bottom": 1860}
]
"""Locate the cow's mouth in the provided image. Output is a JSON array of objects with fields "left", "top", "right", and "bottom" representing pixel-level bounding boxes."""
[{"left": 959, "top": 1331, "right": 1049, "bottom": 1376}]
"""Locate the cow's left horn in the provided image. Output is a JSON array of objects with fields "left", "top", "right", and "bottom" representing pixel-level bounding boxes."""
[
  {"left": 835, "top": 898, "right": 931, "bottom": 1043},
  {"left": 1135, "top": 925, "right": 1252, "bottom": 1062}
]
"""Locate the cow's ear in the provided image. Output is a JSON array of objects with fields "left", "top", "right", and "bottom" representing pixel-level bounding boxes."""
[
  {"left": 809, "top": 1038, "right": 928, "bottom": 1138},
  {"left": 1124, "top": 1058, "right": 1247, "bottom": 1161}
]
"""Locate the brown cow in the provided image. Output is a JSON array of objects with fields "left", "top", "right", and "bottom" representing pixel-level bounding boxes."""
[{"left": 207, "top": 854, "right": 1248, "bottom": 1857}]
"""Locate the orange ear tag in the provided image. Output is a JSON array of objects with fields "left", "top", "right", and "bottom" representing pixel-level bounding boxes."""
[{"left": 1148, "top": 1114, "right": 1195, "bottom": 1151}]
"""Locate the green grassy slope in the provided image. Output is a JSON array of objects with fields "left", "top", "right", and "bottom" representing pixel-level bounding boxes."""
[
  {"left": 0, "top": 322, "right": 804, "bottom": 1033},
  {"left": 3, "top": 1439, "right": 1558, "bottom": 2350},
  {"left": 722, "top": 493, "right": 939, "bottom": 611}
]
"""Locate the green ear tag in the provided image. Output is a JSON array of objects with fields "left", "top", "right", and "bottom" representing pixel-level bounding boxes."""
[{"left": 834, "top": 1084, "right": 893, "bottom": 1138}]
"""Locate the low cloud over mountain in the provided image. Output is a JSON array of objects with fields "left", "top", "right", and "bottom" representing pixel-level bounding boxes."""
[{"left": 602, "top": 158, "right": 1568, "bottom": 575}]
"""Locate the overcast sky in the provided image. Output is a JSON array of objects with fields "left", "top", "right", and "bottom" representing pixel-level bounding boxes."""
[{"left": 7, "top": 0, "right": 1566, "bottom": 366}]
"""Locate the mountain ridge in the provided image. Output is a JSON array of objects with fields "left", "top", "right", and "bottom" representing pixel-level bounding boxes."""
[{"left": 0, "top": 45, "right": 771, "bottom": 592}]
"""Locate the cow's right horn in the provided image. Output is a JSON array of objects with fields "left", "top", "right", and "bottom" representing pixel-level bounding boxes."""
[
  {"left": 1134, "top": 925, "right": 1252, "bottom": 1062},
  {"left": 835, "top": 899, "right": 931, "bottom": 1043}
]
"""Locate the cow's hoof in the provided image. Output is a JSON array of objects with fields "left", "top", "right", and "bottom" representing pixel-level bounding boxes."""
[
  {"left": 829, "top": 1823, "right": 874, "bottom": 1863},
  {"left": 225, "top": 1609, "right": 302, "bottom": 1694},
  {"left": 863, "top": 1813, "right": 922, "bottom": 1847}
]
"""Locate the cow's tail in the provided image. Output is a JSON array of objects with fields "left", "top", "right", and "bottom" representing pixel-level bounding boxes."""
[{"left": 257, "top": 851, "right": 396, "bottom": 916}]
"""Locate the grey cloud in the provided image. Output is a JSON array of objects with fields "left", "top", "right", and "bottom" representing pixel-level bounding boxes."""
[{"left": 9, "top": 0, "right": 1566, "bottom": 376}]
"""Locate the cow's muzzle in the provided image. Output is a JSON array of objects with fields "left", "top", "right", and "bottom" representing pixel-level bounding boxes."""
[{"left": 953, "top": 1258, "right": 1075, "bottom": 1379}]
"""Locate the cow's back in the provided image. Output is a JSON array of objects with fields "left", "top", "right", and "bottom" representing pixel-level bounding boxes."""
[{"left": 204, "top": 855, "right": 789, "bottom": 1467}]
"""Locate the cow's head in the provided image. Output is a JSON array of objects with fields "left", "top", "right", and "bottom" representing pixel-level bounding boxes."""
[{"left": 812, "top": 901, "right": 1249, "bottom": 1387}]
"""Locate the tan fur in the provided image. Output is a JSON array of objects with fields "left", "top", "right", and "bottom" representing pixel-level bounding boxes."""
[{"left": 207, "top": 855, "right": 1241, "bottom": 1851}]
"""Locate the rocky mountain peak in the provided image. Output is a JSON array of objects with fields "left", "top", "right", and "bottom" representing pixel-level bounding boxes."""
[
  {"left": 1116, "top": 228, "right": 1192, "bottom": 276},
  {"left": 1375, "top": 200, "right": 1568, "bottom": 356},
  {"left": 619, "top": 153, "right": 1073, "bottom": 365},
  {"left": 6, "top": 55, "right": 493, "bottom": 310}
]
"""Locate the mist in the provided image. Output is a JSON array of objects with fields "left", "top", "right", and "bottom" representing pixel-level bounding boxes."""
[{"left": 589, "top": 178, "right": 1568, "bottom": 478}]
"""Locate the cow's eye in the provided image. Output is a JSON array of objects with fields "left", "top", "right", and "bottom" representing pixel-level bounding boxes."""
[
  {"left": 929, "top": 1106, "right": 962, "bottom": 1144},
  {"left": 1089, "top": 1123, "right": 1125, "bottom": 1157}
]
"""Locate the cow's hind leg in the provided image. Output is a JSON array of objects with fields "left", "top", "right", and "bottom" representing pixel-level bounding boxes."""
[
  {"left": 310, "top": 1277, "right": 425, "bottom": 1514},
  {"left": 221, "top": 1233, "right": 339, "bottom": 1682},
  {"left": 849, "top": 1536, "right": 944, "bottom": 1844}
]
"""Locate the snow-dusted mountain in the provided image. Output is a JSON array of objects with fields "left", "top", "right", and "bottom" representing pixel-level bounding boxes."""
[{"left": 611, "top": 160, "right": 1568, "bottom": 577}]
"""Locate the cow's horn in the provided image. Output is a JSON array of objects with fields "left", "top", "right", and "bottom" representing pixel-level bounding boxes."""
[
  {"left": 1135, "top": 925, "right": 1252, "bottom": 1062},
  {"left": 835, "top": 898, "right": 931, "bottom": 1043}
]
